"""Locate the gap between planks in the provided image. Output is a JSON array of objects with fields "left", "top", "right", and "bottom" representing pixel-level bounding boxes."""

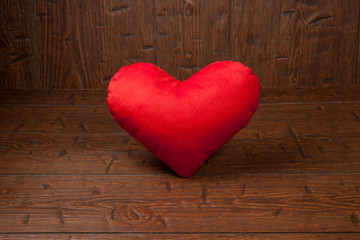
[
  {"left": 1, "top": 100, "right": 360, "bottom": 107},
  {"left": 1, "top": 173, "right": 360, "bottom": 176}
]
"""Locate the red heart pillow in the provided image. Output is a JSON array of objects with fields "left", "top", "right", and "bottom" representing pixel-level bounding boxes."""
[{"left": 107, "top": 61, "right": 261, "bottom": 177}]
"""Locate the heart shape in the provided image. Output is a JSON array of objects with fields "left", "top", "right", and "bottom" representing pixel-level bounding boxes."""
[{"left": 107, "top": 61, "right": 261, "bottom": 177}]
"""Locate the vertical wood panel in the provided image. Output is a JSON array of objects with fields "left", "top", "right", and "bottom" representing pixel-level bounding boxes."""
[
  {"left": 358, "top": 6, "right": 360, "bottom": 86},
  {"left": 35, "top": 0, "right": 154, "bottom": 89},
  {"left": 0, "top": 0, "right": 36, "bottom": 89},
  {"left": 2, "top": 0, "right": 359, "bottom": 89},
  {"left": 232, "top": 0, "right": 360, "bottom": 88},
  {"left": 104, "top": 0, "right": 155, "bottom": 86},
  {"left": 156, "top": 0, "right": 229, "bottom": 81}
]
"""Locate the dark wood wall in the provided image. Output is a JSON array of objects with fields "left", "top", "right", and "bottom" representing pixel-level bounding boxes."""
[{"left": 1, "top": 0, "right": 359, "bottom": 89}]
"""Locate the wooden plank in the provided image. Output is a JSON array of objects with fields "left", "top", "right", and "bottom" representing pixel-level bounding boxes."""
[
  {"left": 0, "top": 130, "right": 359, "bottom": 175},
  {"left": 0, "top": 175, "right": 359, "bottom": 232},
  {"left": 231, "top": 0, "right": 360, "bottom": 87},
  {"left": 1, "top": 102, "right": 359, "bottom": 134},
  {"left": 1, "top": 233, "right": 360, "bottom": 239},
  {"left": 1, "top": 87, "right": 359, "bottom": 105},
  {"left": 0, "top": 0, "right": 36, "bottom": 89},
  {"left": 0, "top": 90, "right": 108, "bottom": 105},
  {"left": 0, "top": 105, "right": 118, "bottom": 134},
  {"left": 156, "top": 0, "right": 229, "bottom": 81},
  {"left": 260, "top": 87, "right": 360, "bottom": 104},
  {"left": 1, "top": 102, "right": 359, "bottom": 175},
  {"left": 0, "top": 133, "right": 168, "bottom": 175},
  {"left": 35, "top": 0, "right": 154, "bottom": 89}
]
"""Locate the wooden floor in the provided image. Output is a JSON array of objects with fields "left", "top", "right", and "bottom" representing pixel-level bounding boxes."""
[{"left": 0, "top": 88, "right": 360, "bottom": 239}]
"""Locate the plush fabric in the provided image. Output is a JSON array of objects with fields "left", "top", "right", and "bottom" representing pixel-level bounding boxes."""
[{"left": 107, "top": 61, "right": 261, "bottom": 177}]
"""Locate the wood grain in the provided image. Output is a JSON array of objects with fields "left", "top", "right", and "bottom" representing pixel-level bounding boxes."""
[
  {"left": 0, "top": 100, "right": 359, "bottom": 175},
  {"left": 1, "top": 233, "right": 360, "bottom": 239},
  {"left": 231, "top": 0, "right": 360, "bottom": 87},
  {"left": 1, "top": 87, "right": 360, "bottom": 105},
  {"left": 1, "top": 0, "right": 360, "bottom": 89},
  {"left": 35, "top": 0, "right": 154, "bottom": 89},
  {"left": 1, "top": 2, "right": 359, "bottom": 236},
  {"left": 156, "top": 0, "right": 229, "bottom": 80},
  {"left": 259, "top": 87, "right": 360, "bottom": 103},
  {"left": 0, "top": 174, "right": 359, "bottom": 232},
  {"left": 0, "top": 126, "right": 359, "bottom": 175},
  {"left": 1, "top": 102, "right": 359, "bottom": 134},
  {"left": 0, "top": 89, "right": 108, "bottom": 105},
  {"left": 0, "top": 0, "right": 36, "bottom": 89}
]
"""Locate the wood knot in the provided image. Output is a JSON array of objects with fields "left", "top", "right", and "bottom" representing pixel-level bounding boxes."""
[
  {"left": 185, "top": 0, "right": 193, "bottom": 16},
  {"left": 275, "top": 208, "right": 283, "bottom": 217},
  {"left": 92, "top": 186, "right": 101, "bottom": 195},
  {"left": 317, "top": 137, "right": 332, "bottom": 143},
  {"left": 114, "top": 205, "right": 153, "bottom": 224},
  {"left": 13, "top": 138, "right": 53, "bottom": 151},
  {"left": 351, "top": 212, "right": 359, "bottom": 224}
]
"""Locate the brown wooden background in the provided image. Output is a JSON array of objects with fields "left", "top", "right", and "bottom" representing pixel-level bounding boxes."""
[
  {"left": 1, "top": 1, "right": 360, "bottom": 238},
  {"left": 1, "top": 0, "right": 359, "bottom": 89}
]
